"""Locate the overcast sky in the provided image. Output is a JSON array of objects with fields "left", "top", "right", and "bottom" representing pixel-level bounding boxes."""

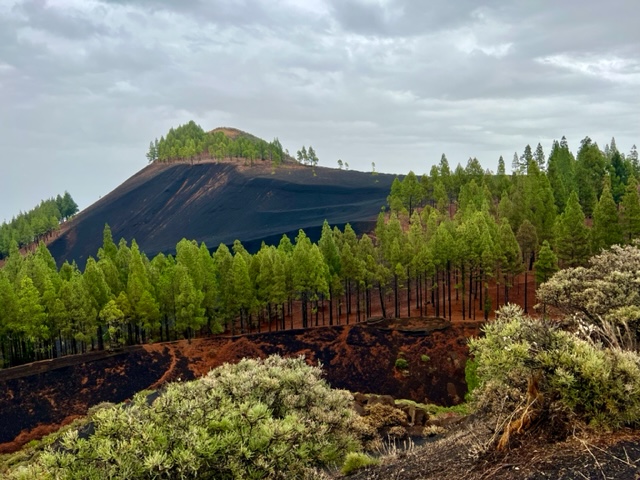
[{"left": 1, "top": 0, "right": 639, "bottom": 222}]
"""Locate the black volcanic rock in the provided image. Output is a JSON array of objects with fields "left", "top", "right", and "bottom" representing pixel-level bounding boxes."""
[{"left": 48, "top": 162, "right": 396, "bottom": 267}]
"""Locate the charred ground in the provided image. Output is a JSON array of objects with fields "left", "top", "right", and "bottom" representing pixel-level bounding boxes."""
[
  {"left": 0, "top": 319, "right": 478, "bottom": 453},
  {"left": 48, "top": 161, "right": 396, "bottom": 267}
]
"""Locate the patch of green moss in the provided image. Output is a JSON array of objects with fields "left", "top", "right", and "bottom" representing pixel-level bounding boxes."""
[{"left": 341, "top": 452, "right": 380, "bottom": 475}]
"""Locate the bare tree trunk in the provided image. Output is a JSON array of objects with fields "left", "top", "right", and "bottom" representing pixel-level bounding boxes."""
[{"left": 378, "top": 282, "right": 387, "bottom": 318}]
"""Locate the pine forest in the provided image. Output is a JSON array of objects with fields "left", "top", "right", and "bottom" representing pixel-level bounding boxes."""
[{"left": 1, "top": 134, "right": 639, "bottom": 369}]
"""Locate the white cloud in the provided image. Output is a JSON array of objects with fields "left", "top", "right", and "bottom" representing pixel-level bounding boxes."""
[{"left": 538, "top": 54, "right": 640, "bottom": 85}]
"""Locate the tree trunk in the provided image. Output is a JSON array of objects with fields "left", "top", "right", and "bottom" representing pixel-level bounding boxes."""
[
  {"left": 469, "top": 269, "right": 474, "bottom": 320},
  {"left": 378, "top": 281, "right": 387, "bottom": 318},
  {"left": 329, "top": 285, "right": 333, "bottom": 326},
  {"left": 406, "top": 268, "right": 411, "bottom": 318},
  {"left": 524, "top": 270, "right": 528, "bottom": 314},
  {"left": 394, "top": 274, "right": 400, "bottom": 318},
  {"left": 447, "top": 261, "right": 452, "bottom": 321},
  {"left": 356, "top": 283, "right": 361, "bottom": 322}
]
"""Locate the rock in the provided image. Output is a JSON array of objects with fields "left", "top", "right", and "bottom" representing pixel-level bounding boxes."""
[
  {"left": 368, "top": 394, "right": 395, "bottom": 407},
  {"left": 353, "top": 392, "right": 369, "bottom": 405},
  {"left": 414, "top": 407, "right": 427, "bottom": 426},
  {"left": 447, "top": 382, "right": 461, "bottom": 404},
  {"left": 399, "top": 403, "right": 416, "bottom": 425}
]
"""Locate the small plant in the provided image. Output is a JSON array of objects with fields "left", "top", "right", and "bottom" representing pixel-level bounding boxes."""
[
  {"left": 341, "top": 452, "right": 380, "bottom": 476},
  {"left": 423, "top": 424, "right": 446, "bottom": 436},
  {"left": 394, "top": 358, "right": 409, "bottom": 370},
  {"left": 421, "top": 354, "right": 430, "bottom": 363}
]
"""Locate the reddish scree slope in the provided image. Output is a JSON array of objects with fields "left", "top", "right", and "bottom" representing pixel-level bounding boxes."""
[
  {"left": 0, "top": 320, "right": 480, "bottom": 453},
  {"left": 48, "top": 161, "right": 396, "bottom": 268}
]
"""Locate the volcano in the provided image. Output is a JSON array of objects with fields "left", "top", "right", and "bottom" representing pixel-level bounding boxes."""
[{"left": 48, "top": 160, "right": 396, "bottom": 267}]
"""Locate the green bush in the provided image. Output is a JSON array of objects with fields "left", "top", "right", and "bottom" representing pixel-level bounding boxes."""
[
  {"left": 470, "top": 304, "right": 640, "bottom": 430},
  {"left": 395, "top": 357, "right": 409, "bottom": 370},
  {"left": 421, "top": 354, "right": 430, "bottom": 363},
  {"left": 341, "top": 452, "right": 380, "bottom": 476},
  {"left": 10, "top": 356, "right": 361, "bottom": 480}
]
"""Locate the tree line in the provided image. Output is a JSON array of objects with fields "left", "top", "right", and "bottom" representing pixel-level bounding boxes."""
[
  {"left": 146, "top": 121, "right": 286, "bottom": 166},
  {"left": 0, "top": 192, "right": 78, "bottom": 259},
  {"left": 389, "top": 136, "right": 640, "bottom": 265}
]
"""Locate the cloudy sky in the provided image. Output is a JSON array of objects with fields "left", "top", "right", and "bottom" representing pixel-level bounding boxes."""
[{"left": 1, "top": 0, "right": 639, "bottom": 222}]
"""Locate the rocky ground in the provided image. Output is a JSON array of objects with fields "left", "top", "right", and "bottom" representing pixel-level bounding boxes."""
[{"left": 343, "top": 418, "right": 640, "bottom": 479}]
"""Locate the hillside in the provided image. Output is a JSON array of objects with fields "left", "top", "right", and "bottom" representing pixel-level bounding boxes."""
[{"left": 48, "top": 161, "right": 396, "bottom": 267}]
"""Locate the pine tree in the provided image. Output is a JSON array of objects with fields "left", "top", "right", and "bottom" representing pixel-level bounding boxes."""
[
  {"left": 533, "top": 240, "right": 558, "bottom": 317},
  {"left": 497, "top": 155, "right": 506, "bottom": 176},
  {"left": 621, "top": 176, "right": 640, "bottom": 242},
  {"left": 127, "top": 241, "right": 159, "bottom": 342},
  {"left": 387, "top": 178, "right": 405, "bottom": 213},
  {"left": 59, "top": 273, "right": 96, "bottom": 351},
  {"left": 575, "top": 136, "right": 606, "bottom": 217},
  {"left": 555, "top": 191, "right": 591, "bottom": 267},
  {"left": 100, "top": 299, "right": 125, "bottom": 348},
  {"left": 199, "top": 243, "right": 220, "bottom": 333},
  {"left": 496, "top": 219, "right": 523, "bottom": 305},
  {"left": 629, "top": 145, "right": 639, "bottom": 177},
  {"left": 60, "top": 191, "right": 79, "bottom": 219},
  {"left": 534, "top": 143, "right": 546, "bottom": 171},
  {"left": 16, "top": 276, "right": 48, "bottom": 343},
  {"left": 232, "top": 253, "right": 254, "bottom": 332},
  {"left": 318, "top": 221, "right": 341, "bottom": 325},
  {"left": 592, "top": 176, "right": 623, "bottom": 252},
  {"left": 307, "top": 146, "right": 319, "bottom": 168},
  {"left": 609, "top": 149, "right": 629, "bottom": 204},
  {"left": 534, "top": 241, "right": 558, "bottom": 285},
  {"left": 521, "top": 144, "right": 534, "bottom": 171},
  {"left": 401, "top": 171, "right": 422, "bottom": 216},
  {"left": 146, "top": 141, "right": 157, "bottom": 163},
  {"left": 439, "top": 154, "right": 454, "bottom": 200},
  {"left": 546, "top": 137, "right": 576, "bottom": 213},
  {"left": 213, "top": 243, "right": 235, "bottom": 331},
  {"left": 83, "top": 257, "right": 111, "bottom": 349},
  {"left": 174, "top": 265, "right": 205, "bottom": 340}
]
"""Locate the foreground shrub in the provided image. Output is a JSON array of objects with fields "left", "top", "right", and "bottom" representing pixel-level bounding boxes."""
[
  {"left": 470, "top": 304, "right": 640, "bottom": 440},
  {"left": 537, "top": 243, "right": 640, "bottom": 350},
  {"left": 341, "top": 452, "right": 380, "bottom": 476},
  {"left": 10, "top": 356, "right": 361, "bottom": 480}
]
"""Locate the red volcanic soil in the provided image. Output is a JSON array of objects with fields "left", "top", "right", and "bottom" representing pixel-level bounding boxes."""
[
  {"left": 47, "top": 160, "right": 396, "bottom": 268},
  {"left": 0, "top": 319, "right": 480, "bottom": 454}
]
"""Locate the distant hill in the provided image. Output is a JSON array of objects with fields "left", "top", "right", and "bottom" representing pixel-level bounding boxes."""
[{"left": 48, "top": 161, "right": 396, "bottom": 267}]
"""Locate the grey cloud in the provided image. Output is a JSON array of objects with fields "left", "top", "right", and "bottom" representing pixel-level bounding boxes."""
[
  {"left": 0, "top": 0, "right": 639, "bottom": 222},
  {"left": 15, "top": 0, "right": 111, "bottom": 40}
]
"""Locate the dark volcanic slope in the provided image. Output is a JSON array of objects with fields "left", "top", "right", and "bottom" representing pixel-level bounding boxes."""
[{"left": 49, "top": 162, "right": 396, "bottom": 266}]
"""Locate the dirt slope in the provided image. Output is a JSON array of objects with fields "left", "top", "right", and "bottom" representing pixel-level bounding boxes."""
[
  {"left": 48, "top": 161, "right": 396, "bottom": 267},
  {"left": 0, "top": 320, "right": 479, "bottom": 453}
]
